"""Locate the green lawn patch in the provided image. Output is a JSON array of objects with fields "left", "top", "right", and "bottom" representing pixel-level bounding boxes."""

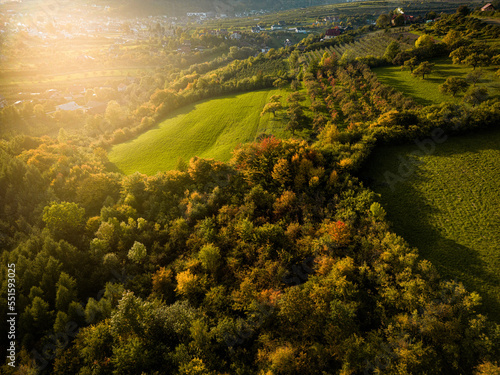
[
  {"left": 360, "top": 128, "right": 500, "bottom": 321},
  {"left": 373, "top": 57, "right": 500, "bottom": 105},
  {"left": 109, "top": 88, "right": 295, "bottom": 175}
]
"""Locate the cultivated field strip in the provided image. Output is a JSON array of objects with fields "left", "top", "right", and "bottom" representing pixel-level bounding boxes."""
[{"left": 302, "top": 33, "right": 414, "bottom": 65}]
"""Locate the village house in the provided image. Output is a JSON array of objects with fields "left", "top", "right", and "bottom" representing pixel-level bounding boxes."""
[
  {"left": 45, "top": 89, "right": 63, "bottom": 101},
  {"left": 56, "top": 101, "right": 83, "bottom": 111},
  {"left": 325, "top": 27, "right": 343, "bottom": 39},
  {"left": 230, "top": 31, "right": 242, "bottom": 40},
  {"left": 117, "top": 83, "right": 128, "bottom": 92},
  {"left": 481, "top": 3, "right": 495, "bottom": 11},
  {"left": 324, "top": 16, "right": 339, "bottom": 22},
  {"left": 84, "top": 101, "right": 107, "bottom": 115},
  {"left": 69, "top": 85, "right": 86, "bottom": 96},
  {"left": 178, "top": 45, "right": 191, "bottom": 53}
]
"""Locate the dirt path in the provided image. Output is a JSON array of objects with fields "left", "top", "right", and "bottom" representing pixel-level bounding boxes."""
[{"left": 478, "top": 17, "right": 500, "bottom": 25}]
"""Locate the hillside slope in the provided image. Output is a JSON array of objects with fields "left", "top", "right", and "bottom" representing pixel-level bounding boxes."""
[{"left": 109, "top": 88, "right": 292, "bottom": 174}]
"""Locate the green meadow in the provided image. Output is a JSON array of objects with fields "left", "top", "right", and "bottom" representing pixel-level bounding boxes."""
[
  {"left": 373, "top": 57, "right": 500, "bottom": 105},
  {"left": 361, "top": 128, "right": 500, "bottom": 321},
  {"left": 109, "top": 88, "right": 296, "bottom": 175}
]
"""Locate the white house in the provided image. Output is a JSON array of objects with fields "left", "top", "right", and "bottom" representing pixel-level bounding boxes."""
[
  {"left": 230, "top": 31, "right": 242, "bottom": 39},
  {"left": 56, "top": 101, "right": 83, "bottom": 111}
]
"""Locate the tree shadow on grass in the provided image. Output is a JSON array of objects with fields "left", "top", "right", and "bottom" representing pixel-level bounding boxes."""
[
  {"left": 378, "top": 70, "right": 437, "bottom": 106},
  {"left": 383, "top": 179, "right": 500, "bottom": 322},
  {"left": 433, "top": 63, "right": 468, "bottom": 79},
  {"left": 359, "top": 132, "right": 500, "bottom": 322}
]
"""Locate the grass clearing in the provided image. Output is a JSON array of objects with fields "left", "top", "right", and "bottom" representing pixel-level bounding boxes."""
[
  {"left": 373, "top": 57, "right": 500, "bottom": 105},
  {"left": 109, "top": 88, "right": 297, "bottom": 175},
  {"left": 360, "top": 128, "right": 500, "bottom": 321}
]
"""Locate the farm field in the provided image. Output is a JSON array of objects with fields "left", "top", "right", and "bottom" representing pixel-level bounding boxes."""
[
  {"left": 109, "top": 88, "right": 298, "bottom": 175},
  {"left": 373, "top": 56, "right": 500, "bottom": 105},
  {"left": 301, "top": 31, "right": 415, "bottom": 65},
  {"left": 360, "top": 128, "right": 500, "bottom": 321}
]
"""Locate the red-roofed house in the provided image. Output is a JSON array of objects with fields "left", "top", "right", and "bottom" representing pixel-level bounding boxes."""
[{"left": 325, "top": 27, "right": 342, "bottom": 39}]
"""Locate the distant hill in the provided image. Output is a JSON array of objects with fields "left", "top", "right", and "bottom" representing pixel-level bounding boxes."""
[
  {"left": 8, "top": 0, "right": 344, "bottom": 19},
  {"left": 94, "top": 0, "right": 343, "bottom": 16}
]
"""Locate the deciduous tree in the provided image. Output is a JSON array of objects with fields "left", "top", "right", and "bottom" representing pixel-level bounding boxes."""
[
  {"left": 462, "top": 53, "right": 490, "bottom": 70},
  {"left": 384, "top": 41, "right": 401, "bottom": 62},
  {"left": 463, "top": 86, "right": 489, "bottom": 106},
  {"left": 403, "top": 57, "right": 418, "bottom": 73},
  {"left": 439, "top": 77, "right": 469, "bottom": 97},
  {"left": 261, "top": 102, "right": 283, "bottom": 117},
  {"left": 412, "top": 61, "right": 434, "bottom": 79},
  {"left": 42, "top": 202, "right": 86, "bottom": 243},
  {"left": 376, "top": 14, "right": 390, "bottom": 28},
  {"left": 415, "top": 34, "right": 434, "bottom": 49}
]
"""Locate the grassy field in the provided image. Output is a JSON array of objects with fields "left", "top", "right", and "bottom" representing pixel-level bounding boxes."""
[
  {"left": 109, "top": 88, "right": 298, "bottom": 175},
  {"left": 360, "top": 128, "right": 500, "bottom": 321},
  {"left": 373, "top": 57, "right": 500, "bottom": 105}
]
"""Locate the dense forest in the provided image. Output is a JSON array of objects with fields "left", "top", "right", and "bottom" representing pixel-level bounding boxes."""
[{"left": 1, "top": 3, "right": 500, "bottom": 374}]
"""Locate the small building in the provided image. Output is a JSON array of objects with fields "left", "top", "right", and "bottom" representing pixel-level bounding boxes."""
[
  {"left": 69, "top": 85, "right": 86, "bottom": 96},
  {"left": 251, "top": 26, "right": 261, "bottom": 33},
  {"left": 271, "top": 25, "right": 282, "bottom": 31},
  {"left": 324, "top": 16, "right": 339, "bottom": 22},
  {"left": 117, "top": 83, "right": 128, "bottom": 92},
  {"left": 56, "top": 101, "right": 83, "bottom": 111},
  {"left": 230, "top": 31, "right": 242, "bottom": 40},
  {"left": 178, "top": 45, "right": 191, "bottom": 53},
  {"left": 295, "top": 27, "right": 307, "bottom": 33},
  {"left": 481, "top": 3, "right": 495, "bottom": 11},
  {"left": 187, "top": 12, "right": 207, "bottom": 18},
  {"left": 325, "top": 28, "right": 343, "bottom": 39},
  {"left": 85, "top": 101, "right": 107, "bottom": 115}
]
